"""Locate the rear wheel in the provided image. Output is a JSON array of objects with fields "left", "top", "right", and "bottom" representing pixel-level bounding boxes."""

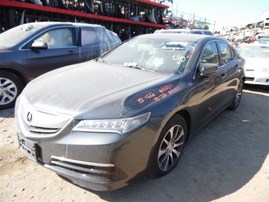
[
  {"left": 150, "top": 114, "right": 187, "bottom": 177},
  {"left": 228, "top": 79, "right": 244, "bottom": 110},
  {"left": 0, "top": 70, "right": 23, "bottom": 109}
]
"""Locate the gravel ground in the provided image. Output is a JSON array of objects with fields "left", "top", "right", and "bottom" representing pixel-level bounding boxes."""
[{"left": 0, "top": 85, "right": 268, "bottom": 202}]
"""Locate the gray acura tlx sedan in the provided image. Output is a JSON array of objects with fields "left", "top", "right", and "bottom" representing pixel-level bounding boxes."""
[{"left": 15, "top": 33, "right": 245, "bottom": 191}]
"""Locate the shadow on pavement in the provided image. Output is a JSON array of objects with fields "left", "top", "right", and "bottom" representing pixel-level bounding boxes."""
[
  {"left": 96, "top": 87, "right": 269, "bottom": 201},
  {"left": 0, "top": 108, "right": 14, "bottom": 120},
  {"left": 244, "top": 84, "right": 269, "bottom": 93}
]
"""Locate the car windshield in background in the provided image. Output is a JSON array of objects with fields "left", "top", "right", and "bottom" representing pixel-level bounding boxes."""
[
  {"left": 154, "top": 29, "right": 213, "bottom": 36},
  {"left": 101, "top": 37, "right": 198, "bottom": 74},
  {"left": 257, "top": 38, "right": 269, "bottom": 45},
  {"left": 0, "top": 24, "right": 44, "bottom": 49},
  {"left": 237, "top": 45, "right": 269, "bottom": 58}
]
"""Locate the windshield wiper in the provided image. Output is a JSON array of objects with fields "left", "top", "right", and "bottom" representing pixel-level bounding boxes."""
[
  {"left": 123, "top": 62, "right": 156, "bottom": 72},
  {"left": 96, "top": 58, "right": 109, "bottom": 64},
  {"left": 123, "top": 62, "right": 139, "bottom": 68}
]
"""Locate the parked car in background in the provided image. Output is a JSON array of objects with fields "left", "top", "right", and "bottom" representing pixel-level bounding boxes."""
[
  {"left": 256, "top": 37, "right": 269, "bottom": 45},
  {"left": 255, "top": 33, "right": 269, "bottom": 40},
  {"left": 0, "top": 22, "right": 121, "bottom": 109},
  {"left": 236, "top": 44, "right": 269, "bottom": 88},
  {"left": 16, "top": 33, "right": 244, "bottom": 191},
  {"left": 155, "top": 28, "right": 213, "bottom": 35}
]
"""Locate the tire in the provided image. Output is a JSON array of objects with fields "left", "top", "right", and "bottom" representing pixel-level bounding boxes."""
[
  {"left": 0, "top": 70, "right": 23, "bottom": 109},
  {"left": 228, "top": 79, "right": 244, "bottom": 110},
  {"left": 150, "top": 114, "right": 187, "bottom": 178}
]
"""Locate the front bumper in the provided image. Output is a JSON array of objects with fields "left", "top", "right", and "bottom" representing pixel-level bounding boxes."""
[
  {"left": 17, "top": 132, "right": 125, "bottom": 191},
  {"left": 245, "top": 71, "right": 269, "bottom": 86},
  {"left": 16, "top": 110, "right": 156, "bottom": 191},
  {"left": 17, "top": 126, "right": 156, "bottom": 191}
]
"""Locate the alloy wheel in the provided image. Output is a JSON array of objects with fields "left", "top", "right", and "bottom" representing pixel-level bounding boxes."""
[
  {"left": 158, "top": 124, "right": 185, "bottom": 172},
  {"left": 0, "top": 77, "right": 18, "bottom": 106}
]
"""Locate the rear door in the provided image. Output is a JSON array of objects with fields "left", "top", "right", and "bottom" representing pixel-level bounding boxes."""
[
  {"left": 216, "top": 41, "right": 239, "bottom": 107},
  {"left": 23, "top": 27, "right": 79, "bottom": 79},
  {"left": 79, "top": 27, "right": 102, "bottom": 61}
]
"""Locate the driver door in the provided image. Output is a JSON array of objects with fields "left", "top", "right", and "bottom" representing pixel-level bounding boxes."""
[
  {"left": 23, "top": 27, "right": 79, "bottom": 79},
  {"left": 191, "top": 41, "right": 224, "bottom": 127}
]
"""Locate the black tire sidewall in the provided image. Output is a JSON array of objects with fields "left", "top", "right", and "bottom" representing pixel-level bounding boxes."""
[
  {"left": 228, "top": 79, "right": 244, "bottom": 110},
  {"left": 149, "top": 114, "right": 187, "bottom": 178},
  {"left": 0, "top": 70, "right": 23, "bottom": 109}
]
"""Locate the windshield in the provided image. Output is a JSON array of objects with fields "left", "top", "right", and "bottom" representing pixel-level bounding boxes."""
[
  {"left": 237, "top": 45, "right": 269, "bottom": 58},
  {"left": 0, "top": 24, "right": 44, "bottom": 49},
  {"left": 257, "top": 38, "right": 269, "bottom": 44},
  {"left": 101, "top": 37, "right": 198, "bottom": 74}
]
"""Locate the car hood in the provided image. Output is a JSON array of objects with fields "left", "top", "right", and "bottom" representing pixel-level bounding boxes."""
[{"left": 22, "top": 61, "right": 179, "bottom": 119}]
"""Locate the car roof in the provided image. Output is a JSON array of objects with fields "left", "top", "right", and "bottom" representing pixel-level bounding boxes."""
[
  {"left": 154, "top": 28, "right": 213, "bottom": 35},
  {"left": 139, "top": 33, "right": 214, "bottom": 42},
  {"left": 21, "top": 21, "right": 104, "bottom": 28}
]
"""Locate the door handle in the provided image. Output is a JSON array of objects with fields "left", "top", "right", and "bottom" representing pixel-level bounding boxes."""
[{"left": 67, "top": 50, "right": 75, "bottom": 55}]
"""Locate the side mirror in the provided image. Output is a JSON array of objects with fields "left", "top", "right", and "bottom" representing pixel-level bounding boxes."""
[
  {"left": 199, "top": 63, "right": 218, "bottom": 76},
  {"left": 31, "top": 41, "right": 48, "bottom": 50}
]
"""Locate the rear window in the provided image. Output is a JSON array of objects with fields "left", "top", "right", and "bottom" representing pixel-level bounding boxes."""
[
  {"left": 218, "top": 42, "right": 234, "bottom": 65},
  {"left": 81, "top": 28, "right": 98, "bottom": 46}
]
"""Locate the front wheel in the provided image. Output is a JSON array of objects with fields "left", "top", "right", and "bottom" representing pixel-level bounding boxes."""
[
  {"left": 150, "top": 114, "right": 187, "bottom": 178},
  {"left": 0, "top": 70, "right": 23, "bottom": 109}
]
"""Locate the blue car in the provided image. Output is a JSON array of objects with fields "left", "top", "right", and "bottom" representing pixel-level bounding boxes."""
[{"left": 0, "top": 22, "right": 121, "bottom": 109}]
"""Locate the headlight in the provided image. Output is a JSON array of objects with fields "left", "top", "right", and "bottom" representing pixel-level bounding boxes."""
[{"left": 72, "top": 112, "right": 151, "bottom": 135}]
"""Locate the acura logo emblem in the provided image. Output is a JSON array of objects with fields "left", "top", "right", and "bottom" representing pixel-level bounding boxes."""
[{"left": 26, "top": 112, "right": 33, "bottom": 122}]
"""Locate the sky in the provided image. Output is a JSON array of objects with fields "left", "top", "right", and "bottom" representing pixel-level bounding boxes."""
[{"left": 170, "top": 0, "right": 269, "bottom": 30}]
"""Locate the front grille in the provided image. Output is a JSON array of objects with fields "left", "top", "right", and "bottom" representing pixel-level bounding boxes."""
[
  {"left": 18, "top": 97, "right": 73, "bottom": 138},
  {"left": 25, "top": 124, "right": 59, "bottom": 134}
]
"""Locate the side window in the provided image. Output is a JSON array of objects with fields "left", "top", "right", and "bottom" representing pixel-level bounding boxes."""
[
  {"left": 203, "top": 31, "right": 213, "bottom": 35},
  {"left": 81, "top": 28, "right": 98, "bottom": 46},
  {"left": 218, "top": 42, "right": 234, "bottom": 65},
  {"left": 98, "top": 28, "right": 111, "bottom": 51},
  {"left": 191, "top": 31, "right": 202, "bottom": 35},
  {"left": 34, "top": 28, "right": 75, "bottom": 49},
  {"left": 200, "top": 42, "right": 219, "bottom": 65}
]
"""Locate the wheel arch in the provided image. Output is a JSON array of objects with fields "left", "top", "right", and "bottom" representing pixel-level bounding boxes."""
[
  {"left": 175, "top": 109, "right": 191, "bottom": 141},
  {"left": 0, "top": 67, "right": 29, "bottom": 87},
  {"left": 151, "top": 107, "right": 192, "bottom": 147},
  {"left": 147, "top": 108, "right": 191, "bottom": 177}
]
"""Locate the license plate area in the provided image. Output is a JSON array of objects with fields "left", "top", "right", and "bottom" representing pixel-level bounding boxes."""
[{"left": 18, "top": 135, "right": 38, "bottom": 162}]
